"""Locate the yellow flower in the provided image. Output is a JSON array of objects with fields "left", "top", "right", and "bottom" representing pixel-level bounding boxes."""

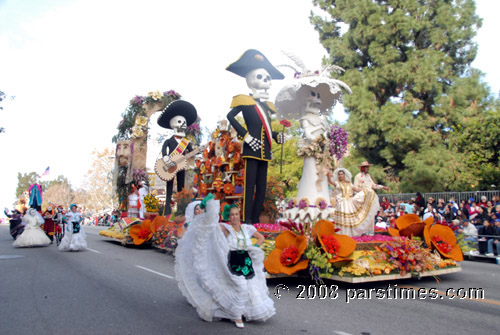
[
  {"left": 136, "top": 116, "right": 148, "bottom": 127},
  {"left": 148, "top": 90, "right": 163, "bottom": 101},
  {"left": 132, "top": 126, "right": 144, "bottom": 138}
]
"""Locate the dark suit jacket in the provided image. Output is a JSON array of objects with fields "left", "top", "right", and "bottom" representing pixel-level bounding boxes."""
[
  {"left": 161, "top": 136, "right": 193, "bottom": 158},
  {"left": 226, "top": 95, "right": 279, "bottom": 161}
]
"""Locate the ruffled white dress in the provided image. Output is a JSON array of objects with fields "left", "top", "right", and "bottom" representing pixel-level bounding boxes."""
[
  {"left": 333, "top": 181, "right": 379, "bottom": 236},
  {"left": 175, "top": 199, "right": 275, "bottom": 322},
  {"left": 58, "top": 212, "right": 87, "bottom": 251},
  {"left": 13, "top": 210, "right": 51, "bottom": 247}
]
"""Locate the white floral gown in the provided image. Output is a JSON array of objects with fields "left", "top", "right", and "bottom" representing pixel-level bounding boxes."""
[
  {"left": 58, "top": 212, "right": 87, "bottom": 251},
  {"left": 333, "top": 181, "right": 379, "bottom": 236},
  {"left": 175, "top": 199, "right": 275, "bottom": 322},
  {"left": 13, "top": 210, "right": 51, "bottom": 247}
]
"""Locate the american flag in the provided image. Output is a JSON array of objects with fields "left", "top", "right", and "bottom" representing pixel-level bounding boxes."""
[{"left": 40, "top": 166, "right": 50, "bottom": 177}]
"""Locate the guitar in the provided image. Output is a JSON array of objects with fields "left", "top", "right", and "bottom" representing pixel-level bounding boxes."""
[{"left": 155, "top": 145, "right": 207, "bottom": 182}]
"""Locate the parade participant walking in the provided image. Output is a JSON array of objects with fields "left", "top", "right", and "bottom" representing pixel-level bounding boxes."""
[
  {"left": 13, "top": 208, "right": 51, "bottom": 247},
  {"left": 58, "top": 204, "right": 87, "bottom": 251},
  {"left": 42, "top": 206, "right": 56, "bottom": 244},
  {"left": 177, "top": 200, "right": 203, "bottom": 239},
  {"left": 175, "top": 195, "right": 275, "bottom": 328},
  {"left": 4, "top": 208, "right": 24, "bottom": 240}
]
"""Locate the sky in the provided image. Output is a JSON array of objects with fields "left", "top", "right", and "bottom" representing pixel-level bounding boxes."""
[{"left": 1, "top": 0, "right": 499, "bottom": 210}]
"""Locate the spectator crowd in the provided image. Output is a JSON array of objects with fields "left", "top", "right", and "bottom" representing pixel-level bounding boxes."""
[{"left": 374, "top": 194, "right": 500, "bottom": 257}]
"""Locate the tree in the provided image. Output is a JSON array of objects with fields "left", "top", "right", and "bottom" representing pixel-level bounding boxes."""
[
  {"left": 81, "top": 148, "right": 117, "bottom": 212},
  {"left": 15, "top": 172, "right": 39, "bottom": 199},
  {"left": 311, "top": 0, "right": 496, "bottom": 192},
  {"left": 269, "top": 119, "right": 304, "bottom": 198},
  {"left": 44, "top": 182, "right": 73, "bottom": 209}
]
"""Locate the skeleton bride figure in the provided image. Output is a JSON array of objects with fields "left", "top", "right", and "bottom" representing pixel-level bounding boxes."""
[{"left": 275, "top": 53, "right": 351, "bottom": 221}]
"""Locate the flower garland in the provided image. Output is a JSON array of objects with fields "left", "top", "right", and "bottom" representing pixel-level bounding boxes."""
[{"left": 329, "top": 125, "right": 348, "bottom": 161}]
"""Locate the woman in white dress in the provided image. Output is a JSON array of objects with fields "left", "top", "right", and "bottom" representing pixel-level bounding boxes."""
[
  {"left": 328, "top": 168, "right": 379, "bottom": 236},
  {"left": 58, "top": 204, "right": 87, "bottom": 251},
  {"left": 13, "top": 208, "right": 51, "bottom": 247},
  {"left": 175, "top": 197, "right": 275, "bottom": 328}
]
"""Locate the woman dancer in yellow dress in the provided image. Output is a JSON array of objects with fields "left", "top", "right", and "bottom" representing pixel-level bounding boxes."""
[{"left": 328, "top": 168, "right": 379, "bottom": 236}]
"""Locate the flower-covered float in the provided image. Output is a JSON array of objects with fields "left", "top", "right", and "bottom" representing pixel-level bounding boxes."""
[{"left": 260, "top": 214, "right": 462, "bottom": 283}]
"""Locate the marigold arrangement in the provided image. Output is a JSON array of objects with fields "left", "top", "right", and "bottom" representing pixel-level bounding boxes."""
[{"left": 144, "top": 193, "right": 159, "bottom": 212}]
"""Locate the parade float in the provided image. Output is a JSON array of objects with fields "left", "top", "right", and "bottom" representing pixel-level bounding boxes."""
[
  {"left": 100, "top": 90, "right": 202, "bottom": 248},
  {"left": 98, "top": 53, "right": 462, "bottom": 284},
  {"left": 258, "top": 53, "right": 462, "bottom": 283}
]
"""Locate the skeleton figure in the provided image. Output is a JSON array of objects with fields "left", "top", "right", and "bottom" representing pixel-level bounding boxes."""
[
  {"left": 157, "top": 100, "right": 198, "bottom": 215},
  {"left": 300, "top": 88, "right": 329, "bottom": 146},
  {"left": 226, "top": 49, "right": 285, "bottom": 223},
  {"left": 275, "top": 52, "right": 351, "bottom": 222}
]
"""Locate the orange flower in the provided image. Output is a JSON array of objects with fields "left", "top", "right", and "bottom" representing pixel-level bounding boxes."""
[
  {"left": 203, "top": 148, "right": 209, "bottom": 159},
  {"left": 216, "top": 156, "right": 223, "bottom": 167},
  {"left": 223, "top": 183, "right": 234, "bottom": 195},
  {"left": 199, "top": 182, "right": 207, "bottom": 195},
  {"left": 233, "top": 152, "right": 241, "bottom": 163},
  {"left": 205, "top": 159, "right": 211, "bottom": 171},
  {"left": 424, "top": 223, "right": 463, "bottom": 261},
  {"left": 388, "top": 214, "right": 432, "bottom": 238},
  {"left": 264, "top": 231, "right": 309, "bottom": 275},
  {"left": 193, "top": 174, "right": 198, "bottom": 185},
  {"left": 129, "top": 219, "right": 154, "bottom": 245},
  {"left": 227, "top": 141, "right": 234, "bottom": 153},
  {"left": 151, "top": 215, "right": 171, "bottom": 233},
  {"left": 196, "top": 159, "right": 202, "bottom": 168},
  {"left": 315, "top": 220, "right": 356, "bottom": 263}
]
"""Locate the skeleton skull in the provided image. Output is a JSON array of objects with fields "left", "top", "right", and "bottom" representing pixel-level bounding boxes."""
[
  {"left": 305, "top": 89, "right": 322, "bottom": 111},
  {"left": 170, "top": 115, "right": 187, "bottom": 136},
  {"left": 246, "top": 68, "right": 272, "bottom": 99}
]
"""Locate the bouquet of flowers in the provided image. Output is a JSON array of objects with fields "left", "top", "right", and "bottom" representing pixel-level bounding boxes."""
[{"left": 329, "top": 125, "right": 348, "bottom": 161}]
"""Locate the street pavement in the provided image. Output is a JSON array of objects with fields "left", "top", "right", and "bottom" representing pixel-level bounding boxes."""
[{"left": 1, "top": 224, "right": 499, "bottom": 335}]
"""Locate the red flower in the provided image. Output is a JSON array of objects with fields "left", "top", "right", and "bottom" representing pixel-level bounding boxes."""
[
  {"left": 322, "top": 235, "right": 341, "bottom": 256},
  {"left": 280, "top": 244, "right": 299, "bottom": 266},
  {"left": 432, "top": 235, "right": 453, "bottom": 254},
  {"left": 138, "top": 228, "right": 150, "bottom": 240},
  {"left": 280, "top": 119, "right": 292, "bottom": 128}
]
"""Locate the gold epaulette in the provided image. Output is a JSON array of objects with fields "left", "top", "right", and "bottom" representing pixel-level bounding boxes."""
[
  {"left": 265, "top": 101, "right": 276, "bottom": 114},
  {"left": 230, "top": 95, "right": 256, "bottom": 108}
]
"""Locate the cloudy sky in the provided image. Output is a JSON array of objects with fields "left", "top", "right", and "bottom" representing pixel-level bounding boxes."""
[{"left": 1, "top": 0, "right": 498, "bottom": 209}]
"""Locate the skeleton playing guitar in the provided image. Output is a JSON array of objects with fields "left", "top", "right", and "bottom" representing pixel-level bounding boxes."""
[{"left": 155, "top": 145, "right": 207, "bottom": 182}]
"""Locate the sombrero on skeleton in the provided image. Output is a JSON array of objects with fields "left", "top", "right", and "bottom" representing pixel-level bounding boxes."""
[
  {"left": 226, "top": 49, "right": 284, "bottom": 79},
  {"left": 157, "top": 100, "right": 197, "bottom": 129}
]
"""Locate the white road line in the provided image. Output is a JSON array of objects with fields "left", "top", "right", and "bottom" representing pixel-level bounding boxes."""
[
  {"left": 135, "top": 265, "right": 174, "bottom": 279},
  {"left": 87, "top": 248, "right": 102, "bottom": 254},
  {"left": 333, "top": 331, "right": 353, "bottom": 335}
]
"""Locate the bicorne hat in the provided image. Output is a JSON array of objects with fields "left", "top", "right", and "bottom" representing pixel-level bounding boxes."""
[
  {"left": 157, "top": 100, "right": 198, "bottom": 129},
  {"left": 226, "top": 49, "right": 284, "bottom": 80}
]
